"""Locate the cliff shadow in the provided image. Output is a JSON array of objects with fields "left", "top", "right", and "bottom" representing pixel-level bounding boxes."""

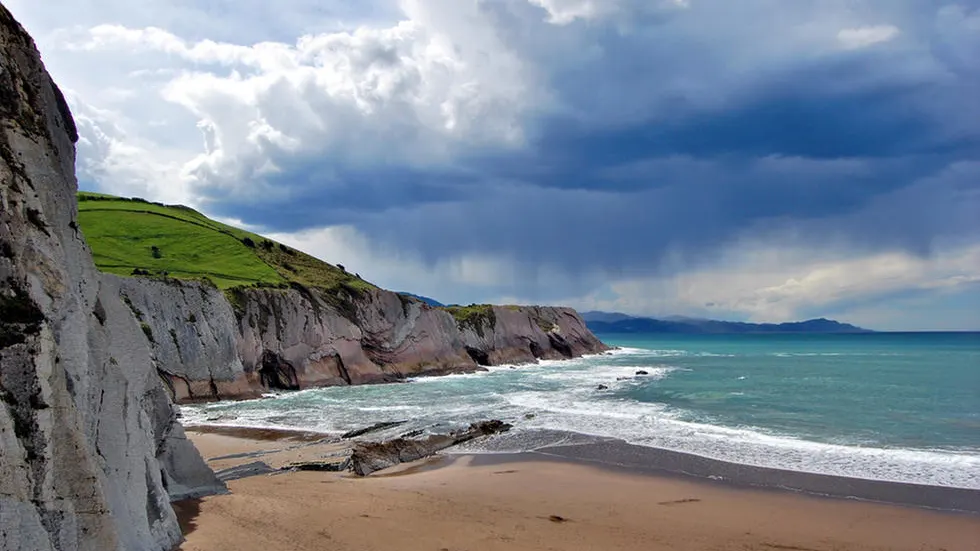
[
  {"left": 172, "top": 497, "right": 202, "bottom": 539},
  {"left": 464, "top": 346, "right": 491, "bottom": 366},
  {"left": 259, "top": 350, "right": 300, "bottom": 390}
]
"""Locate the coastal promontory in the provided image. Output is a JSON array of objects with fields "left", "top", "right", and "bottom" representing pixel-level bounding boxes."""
[
  {"left": 0, "top": 5, "right": 606, "bottom": 549},
  {"left": 76, "top": 193, "right": 608, "bottom": 403}
]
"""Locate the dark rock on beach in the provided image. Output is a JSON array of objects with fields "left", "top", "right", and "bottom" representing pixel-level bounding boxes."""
[
  {"left": 215, "top": 461, "right": 276, "bottom": 482},
  {"left": 342, "top": 420, "right": 408, "bottom": 439},
  {"left": 349, "top": 420, "right": 512, "bottom": 476}
]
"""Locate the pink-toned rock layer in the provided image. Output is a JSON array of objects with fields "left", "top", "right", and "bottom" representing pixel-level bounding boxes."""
[{"left": 117, "top": 277, "right": 607, "bottom": 403}]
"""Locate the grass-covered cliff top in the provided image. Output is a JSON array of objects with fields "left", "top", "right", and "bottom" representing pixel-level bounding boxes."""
[
  {"left": 443, "top": 304, "right": 496, "bottom": 326},
  {"left": 77, "top": 192, "right": 374, "bottom": 292}
]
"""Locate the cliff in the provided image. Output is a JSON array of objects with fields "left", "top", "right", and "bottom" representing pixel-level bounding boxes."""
[
  {"left": 0, "top": 7, "right": 224, "bottom": 551},
  {"left": 0, "top": 5, "right": 605, "bottom": 549},
  {"left": 74, "top": 190, "right": 606, "bottom": 402},
  {"left": 117, "top": 277, "right": 606, "bottom": 402}
]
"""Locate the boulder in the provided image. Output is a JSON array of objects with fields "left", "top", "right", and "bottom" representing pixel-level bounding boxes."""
[
  {"left": 341, "top": 420, "right": 407, "bottom": 439},
  {"left": 349, "top": 420, "right": 512, "bottom": 476}
]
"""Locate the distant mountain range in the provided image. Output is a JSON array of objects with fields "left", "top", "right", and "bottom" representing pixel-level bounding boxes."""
[
  {"left": 397, "top": 292, "right": 445, "bottom": 307},
  {"left": 580, "top": 311, "right": 871, "bottom": 334}
]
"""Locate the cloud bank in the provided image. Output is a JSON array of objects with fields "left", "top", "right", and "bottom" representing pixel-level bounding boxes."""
[{"left": 8, "top": 0, "right": 980, "bottom": 329}]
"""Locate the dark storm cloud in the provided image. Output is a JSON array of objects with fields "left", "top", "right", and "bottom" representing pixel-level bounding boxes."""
[
  {"left": 197, "top": 1, "right": 980, "bottom": 280},
  {"left": 350, "top": 158, "right": 978, "bottom": 281},
  {"left": 543, "top": 74, "right": 965, "bottom": 164},
  {"left": 199, "top": 162, "right": 481, "bottom": 231}
]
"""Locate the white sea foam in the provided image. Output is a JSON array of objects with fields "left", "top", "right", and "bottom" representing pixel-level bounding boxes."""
[
  {"left": 493, "top": 393, "right": 980, "bottom": 489},
  {"left": 536, "top": 365, "right": 677, "bottom": 384},
  {"left": 406, "top": 371, "right": 492, "bottom": 383},
  {"left": 182, "top": 351, "right": 980, "bottom": 490},
  {"left": 605, "top": 346, "right": 648, "bottom": 356}
]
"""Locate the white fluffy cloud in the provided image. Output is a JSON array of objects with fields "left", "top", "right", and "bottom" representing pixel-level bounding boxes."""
[
  {"left": 526, "top": 0, "right": 690, "bottom": 25},
  {"left": 526, "top": 0, "right": 612, "bottom": 24},
  {"left": 34, "top": 0, "right": 964, "bottom": 206},
  {"left": 837, "top": 24, "right": 900, "bottom": 49},
  {"left": 68, "top": 92, "right": 192, "bottom": 203},
  {"left": 54, "top": 3, "right": 535, "bottom": 202}
]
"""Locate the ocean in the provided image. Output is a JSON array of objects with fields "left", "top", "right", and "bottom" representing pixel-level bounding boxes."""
[{"left": 181, "top": 332, "right": 980, "bottom": 490}]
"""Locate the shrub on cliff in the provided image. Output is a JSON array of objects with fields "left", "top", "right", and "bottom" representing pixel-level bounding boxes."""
[{"left": 443, "top": 304, "right": 497, "bottom": 337}]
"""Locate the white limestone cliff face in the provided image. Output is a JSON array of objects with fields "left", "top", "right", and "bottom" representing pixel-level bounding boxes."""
[
  {"left": 111, "top": 276, "right": 252, "bottom": 402},
  {"left": 0, "top": 7, "right": 223, "bottom": 551}
]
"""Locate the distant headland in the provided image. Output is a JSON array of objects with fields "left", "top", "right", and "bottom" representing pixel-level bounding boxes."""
[{"left": 580, "top": 311, "right": 872, "bottom": 334}]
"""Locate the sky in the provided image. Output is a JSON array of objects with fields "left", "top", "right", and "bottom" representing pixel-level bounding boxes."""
[{"left": 7, "top": 0, "right": 980, "bottom": 330}]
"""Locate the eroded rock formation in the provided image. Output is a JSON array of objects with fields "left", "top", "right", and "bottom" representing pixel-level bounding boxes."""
[
  {"left": 260, "top": 420, "right": 515, "bottom": 477},
  {"left": 120, "top": 277, "right": 608, "bottom": 403},
  {"left": 347, "top": 420, "right": 513, "bottom": 476},
  {"left": 0, "top": 8, "right": 223, "bottom": 551}
]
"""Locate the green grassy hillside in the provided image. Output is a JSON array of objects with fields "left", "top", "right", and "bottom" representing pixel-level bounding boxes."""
[{"left": 77, "top": 192, "right": 374, "bottom": 292}]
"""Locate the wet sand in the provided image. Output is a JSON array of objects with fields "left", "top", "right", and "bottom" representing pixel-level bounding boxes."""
[
  {"left": 177, "top": 429, "right": 980, "bottom": 551},
  {"left": 529, "top": 438, "right": 980, "bottom": 513}
]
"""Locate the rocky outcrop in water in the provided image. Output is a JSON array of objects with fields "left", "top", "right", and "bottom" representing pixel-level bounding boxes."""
[
  {"left": 118, "top": 277, "right": 607, "bottom": 403},
  {"left": 0, "top": 7, "right": 223, "bottom": 551}
]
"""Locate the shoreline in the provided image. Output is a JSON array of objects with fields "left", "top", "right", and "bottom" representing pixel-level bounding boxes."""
[
  {"left": 528, "top": 437, "right": 980, "bottom": 514},
  {"left": 177, "top": 428, "right": 980, "bottom": 551},
  {"left": 465, "top": 449, "right": 980, "bottom": 515},
  {"left": 179, "top": 341, "right": 980, "bottom": 494},
  {"left": 184, "top": 424, "right": 980, "bottom": 514},
  {"left": 183, "top": 424, "right": 331, "bottom": 442}
]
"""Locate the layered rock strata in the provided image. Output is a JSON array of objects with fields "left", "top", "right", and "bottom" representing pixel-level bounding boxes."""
[
  {"left": 0, "top": 8, "right": 223, "bottom": 551},
  {"left": 119, "top": 278, "right": 607, "bottom": 403}
]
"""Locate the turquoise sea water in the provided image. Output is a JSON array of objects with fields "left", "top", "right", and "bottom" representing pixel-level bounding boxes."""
[{"left": 183, "top": 332, "right": 980, "bottom": 488}]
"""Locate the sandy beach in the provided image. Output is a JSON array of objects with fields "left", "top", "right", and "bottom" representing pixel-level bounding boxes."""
[{"left": 176, "top": 429, "right": 980, "bottom": 551}]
